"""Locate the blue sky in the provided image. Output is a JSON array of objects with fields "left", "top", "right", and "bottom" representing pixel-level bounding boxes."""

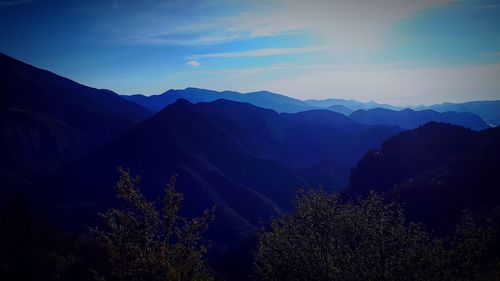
[{"left": 1, "top": 0, "right": 500, "bottom": 105}]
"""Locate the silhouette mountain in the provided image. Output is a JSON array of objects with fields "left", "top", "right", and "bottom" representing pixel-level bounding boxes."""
[
  {"left": 349, "top": 108, "right": 489, "bottom": 131},
  {"left": 0, "top": 53, "right": 151, "bottom": 194},
  {"left": 349, "top": 122, "right": 500, "bottom": 229},
  {"left": 47, "top": 99, "right": 400, "bottom": 249}
]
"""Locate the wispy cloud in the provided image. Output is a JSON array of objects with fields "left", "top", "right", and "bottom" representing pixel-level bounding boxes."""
[
  {"left": 185, "top": 62, "right": 406, "bottom": 78},
  {"left": 118, "top": 33, "right": 241, "bottom": 46},
  {"left": 188, "top": 47, "right": 326, "bottom": 60},
  {"left": 101, "top": 0, "right": 452, "bottom": 49}
]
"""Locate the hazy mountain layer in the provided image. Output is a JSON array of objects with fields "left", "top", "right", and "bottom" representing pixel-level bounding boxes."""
[
  {"left": 349, "top": 108, "right": 489, "bottom": 131},
  {"left": 415, "top": 101, "right": 500, "bottom": 126}
]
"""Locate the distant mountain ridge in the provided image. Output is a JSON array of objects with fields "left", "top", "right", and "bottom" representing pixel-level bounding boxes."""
[
  {"left": 123, "top": 88, "right": 404, "bottom": 115},
  {"left": 123, "top": 88, "right": 499, "bottom": 127},
  {"left": 304, "top": 98, "right": 402, "bottom": 111},
  {"left": 349, "top": 107, "right": 489, "bottom": 131},
  {"left": 124, "top": 88, "right": 313, "bottom": 113},
  {"left": 414, "top": 101, "right": 500, "bottom": 126}
]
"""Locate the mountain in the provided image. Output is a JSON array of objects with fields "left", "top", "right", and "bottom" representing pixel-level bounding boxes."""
[
  {"left": 0, "top": 53, "right": 152, "bottom": 194},
  {"left": 415, "top": 100, "right": 500, "bottom": 126},
  {"left": 124, "top": 88, "right": 500, "bottom": 126},
  {"left": 46, "top": 99, "right": 400, "bottom": 250},
  {"left": 325, "top": 104, "right": 354, "bottom": 115},
  {"left": 305, "top": 98, "right": 402, "bottom": 111},
  {"left": 124, "top": 88, "right": 408, "bottom": 115},
  {"left": 281, "top": 109, "right": 360, "bottom": 129},
  {"left": 348, "top": 122, "right": 500, "bottom": 229},
  {"left": 124, "top": 88, "right": 315, "bottom": 113},
  {"left": 349, "top": 108, "right": 490, "bottom": 131}
]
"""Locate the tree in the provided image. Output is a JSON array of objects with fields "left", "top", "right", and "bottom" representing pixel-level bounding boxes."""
[
  {"left": 254, "top": 190, "right": 496, "bottom": 281},
  {"left": 445, "top": 211, "right": 497, "bottom": 281},
  {"left": 92, "top": 168, "right": 215, "bottom": 281}
]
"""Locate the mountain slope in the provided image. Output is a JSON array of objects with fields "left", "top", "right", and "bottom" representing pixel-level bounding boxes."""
[
  {"left": 0, "top": 53, "right": 151, "bottom": 192},
  {"left": 47, "top": 99, "right": 400, "bottom": 249},
  {"left": 348, "top": 122, "right": 500, "bottom": 229},
  {"left": 349, "top": 108, "right": 490, "bottom": 130}
]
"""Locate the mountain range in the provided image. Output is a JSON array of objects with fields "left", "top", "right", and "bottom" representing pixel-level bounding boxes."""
[
  {"left": 46, "top": 99, "right": 400, "bottom": 250},
  {"left": 123, "top": 88, "right": 500, "bottom": 126},
  {"left": 416, "top": 101, "right": 500, "bottom": 126},
  {"left": 124, "top": 87, "right": 499, "bottom": 128},
  {"left": 123, "top": 88, "right": 403, "bottom": 115},
  {"left": 124, "top": 88, "right": 313, "bottom": 113},
  {"left": 1, "top": 52, "right": 500, "bottom": 272},
  {"left": 349, "top": 108, "right": 489, "bottom": 130}
]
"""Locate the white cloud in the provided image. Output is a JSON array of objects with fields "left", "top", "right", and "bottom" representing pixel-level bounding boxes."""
[
  {"left": 188, "top": 47, "right": 326, "bottom": 60},
  {"left": 186, "top": 60, "right": 200, "bottom": 67}
]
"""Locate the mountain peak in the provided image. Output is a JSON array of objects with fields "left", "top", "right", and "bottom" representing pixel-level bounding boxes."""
[{"left": 246, "top": 90, "right": 276, "bottom": 95}]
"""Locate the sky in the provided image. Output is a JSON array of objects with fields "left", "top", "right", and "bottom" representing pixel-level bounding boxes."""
[{"left": 1, "top": 0, "right": 500, "bottom": 105}]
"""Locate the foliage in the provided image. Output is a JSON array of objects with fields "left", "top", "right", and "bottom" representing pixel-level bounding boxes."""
[
  {"left": 92, "top": 168, "right": 215, "bottom": 281},
  {"left": 254, "top": 190, "right": 497, "bottom": 281}
]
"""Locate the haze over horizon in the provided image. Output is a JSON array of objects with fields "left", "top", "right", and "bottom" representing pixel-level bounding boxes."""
[{"left": 1, "top": 0, "right": 500, "bottom": 105}]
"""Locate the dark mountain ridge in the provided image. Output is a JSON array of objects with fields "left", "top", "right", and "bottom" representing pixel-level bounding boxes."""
[
  {"left": 349, "top": 122, "right": 500, "bottom": 229},
  {"left": 0, "top": 53, "right": 152, "bottom": 196}
]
